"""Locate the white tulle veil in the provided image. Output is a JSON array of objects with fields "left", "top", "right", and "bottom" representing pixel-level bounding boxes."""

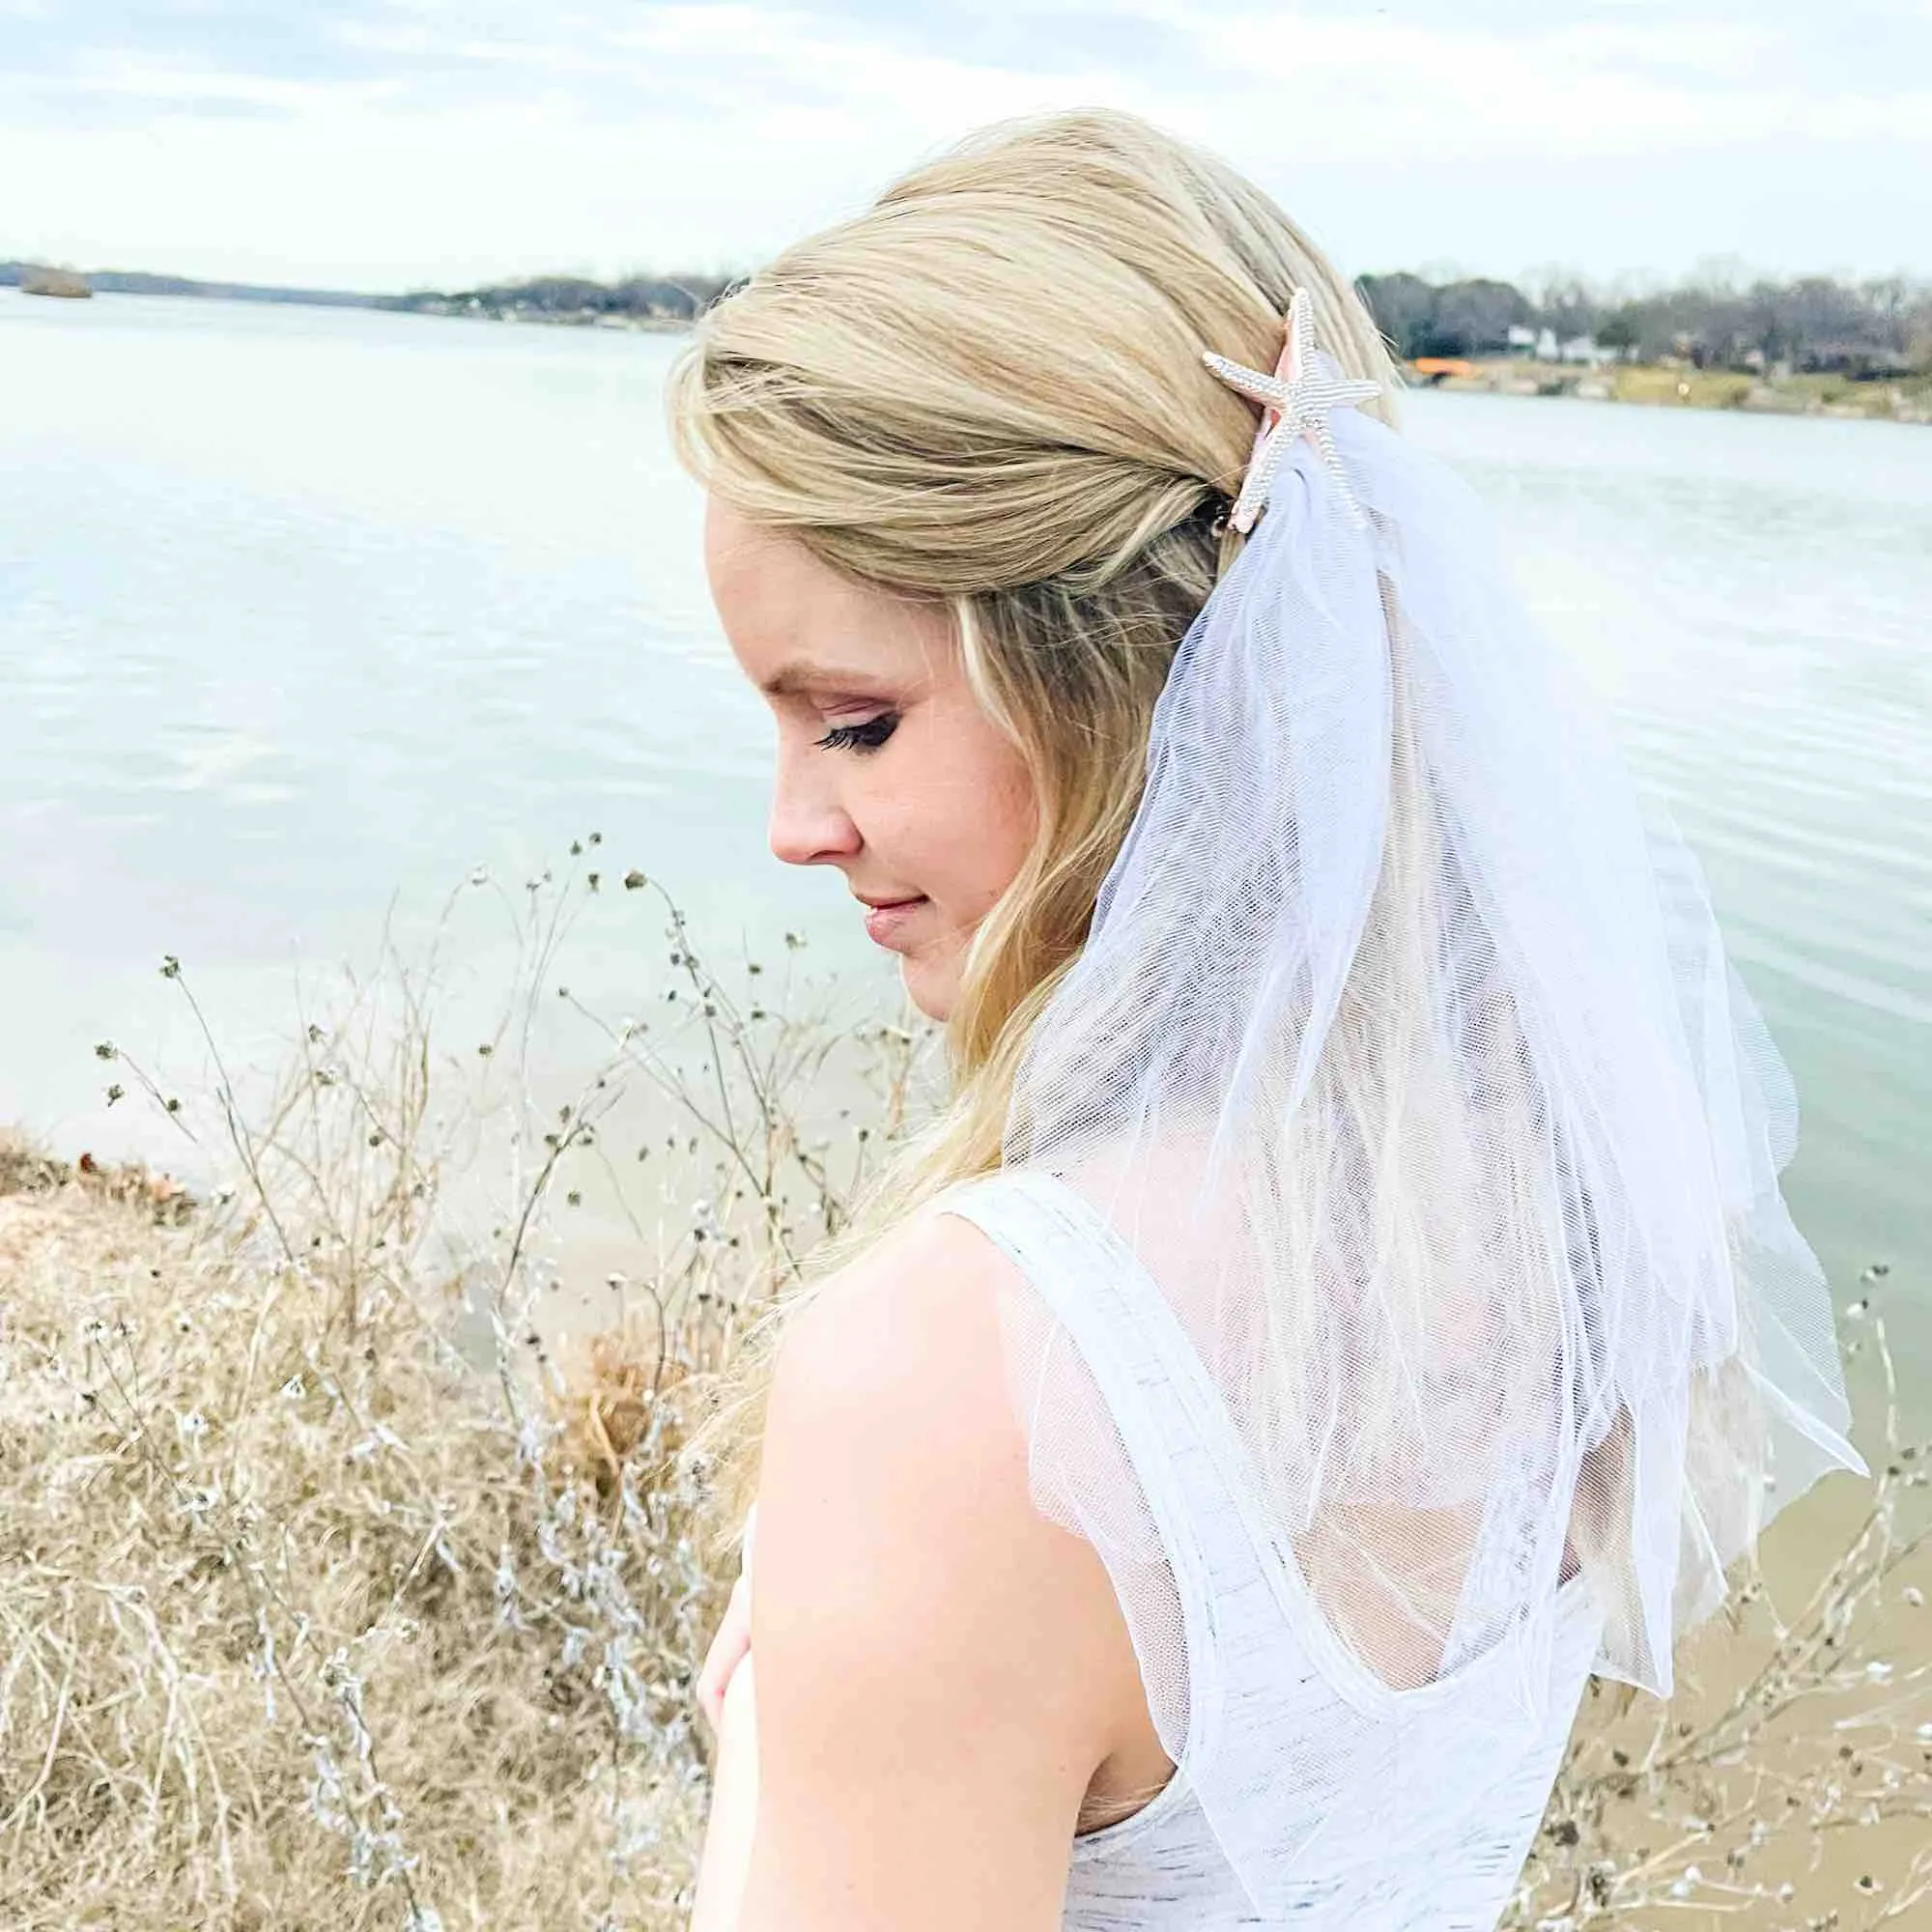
[{"left": 985, "top": 305, "right": 1867, "bottom": 1837}]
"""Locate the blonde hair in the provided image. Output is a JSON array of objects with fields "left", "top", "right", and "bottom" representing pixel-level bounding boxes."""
[{"left": 667, "top": 107, "right": 1405, "bottom": 1514}]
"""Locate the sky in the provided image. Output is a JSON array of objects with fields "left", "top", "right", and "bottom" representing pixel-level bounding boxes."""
[{"left": 4, "top": 0, "right": 1930, "bottom": 296}]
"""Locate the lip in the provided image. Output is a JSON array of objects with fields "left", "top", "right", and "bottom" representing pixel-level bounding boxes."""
[{"left": 859, "top": 895, "right": 927, "bottom": 949}]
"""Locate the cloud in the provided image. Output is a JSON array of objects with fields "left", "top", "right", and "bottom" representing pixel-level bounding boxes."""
[
  {"left": 10, "top": 0, "right": 1919, "bottom": 133},
  {"left": 3, "top": 2, "right": 388, "bottom": 87},
  {"left": 2, "top": 1, "right": 1927, "bottom": 287},
  {"left": 1170, "top": 10, "right": 1932, "bottom": 157}
]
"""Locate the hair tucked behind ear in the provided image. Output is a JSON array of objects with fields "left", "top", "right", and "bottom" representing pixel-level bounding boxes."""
[{"left": 667, "top": 107, "right": 1404, "bottom": 1520}]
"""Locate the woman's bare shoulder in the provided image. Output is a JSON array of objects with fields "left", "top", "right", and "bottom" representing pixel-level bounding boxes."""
[
  {"left": 772, "top": 1206, "right": 1022, "bottom": 1460},
  {"left": 738, "top": 1213, "right": 1109, "bottom": 1922},
  {"left": 757, "top": 1207, "right": 1040, "bottom": 1610},
  {"left": 751, "top": 1203, "right": 1120, "bottom": 1746}
]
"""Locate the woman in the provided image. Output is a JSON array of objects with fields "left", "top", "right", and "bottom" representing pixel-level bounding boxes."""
[{"left": 669, "top": 110, "right": 1863, "bottom": 1931}]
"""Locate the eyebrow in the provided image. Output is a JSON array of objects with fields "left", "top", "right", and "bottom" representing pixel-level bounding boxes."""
[{"left": 757, "top": 658, "right": 901, "bottom": 699}]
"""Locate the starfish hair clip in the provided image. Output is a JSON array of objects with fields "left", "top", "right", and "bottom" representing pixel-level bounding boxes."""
[{"left": 1203, "top": 287, "right": 1381, "bottom": 533}]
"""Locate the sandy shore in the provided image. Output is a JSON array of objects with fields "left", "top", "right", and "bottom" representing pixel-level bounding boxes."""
[{"left": 1417, "top": 358, "right": 1932, "bottom": 425}]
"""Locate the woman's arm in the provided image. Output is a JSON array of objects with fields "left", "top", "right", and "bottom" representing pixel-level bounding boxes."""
[
  {"left": 706, "top": 1213, "right": 1127, "bottom": 1932},
  {"left": 689, "top": 1652, "right": 759, "bottom": 1932}
]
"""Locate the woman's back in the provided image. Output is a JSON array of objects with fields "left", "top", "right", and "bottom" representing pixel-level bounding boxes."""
[
  {"left": 723, "top": 1168, "right": 1597, "bottom": 1931},
  {"left": 934, "top": 1169, "right": 1601, "bottom": 1931}
]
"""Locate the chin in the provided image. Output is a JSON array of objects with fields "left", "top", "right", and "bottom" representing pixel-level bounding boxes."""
[{"left": 899, "top": 953, "right": 958, "bottom": 1026}]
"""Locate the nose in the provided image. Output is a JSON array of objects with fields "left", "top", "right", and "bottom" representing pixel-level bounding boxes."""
[{"left": 768, "top": 742, "right": 862, "bottom": 869}]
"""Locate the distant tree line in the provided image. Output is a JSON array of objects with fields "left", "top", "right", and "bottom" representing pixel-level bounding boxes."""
[
  {"left": 1357, "top": 270, "right": 1932, "bottom": 376},
  {"left": 10, "top": 254, "right": 1926, "bottom": 376},
  {"left": 413, "top": 265, "right": 1931, "bottom": 375},
  {"left": 0, "top": 259, "right": 739, "bottom": 321},
  {"left": 384, "top": 270, "right": 742, "bottom": 324},
  {"left": 0, "top": 260, "right": 376, "bottom": 307}
]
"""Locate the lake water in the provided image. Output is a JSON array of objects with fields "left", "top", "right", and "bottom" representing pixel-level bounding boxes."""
[{"left": 2, "top": 288, "right": 1927, "bottom": 1382}]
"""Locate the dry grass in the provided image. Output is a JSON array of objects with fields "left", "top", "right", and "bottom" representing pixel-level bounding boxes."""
[
  {"left": 3, "top": 1141, "right": 710, "bottom": 1930},
  {"left": 0, "top": 845, "right": 1923, "bottom": 1930},
  {"left": 0, "top": 848, "right": 924, "bottom": 1931}
]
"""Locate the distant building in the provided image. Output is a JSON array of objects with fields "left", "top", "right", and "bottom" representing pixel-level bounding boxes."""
[{"left": 1494, "top": 323, "right": 1614, "bottom": 365}]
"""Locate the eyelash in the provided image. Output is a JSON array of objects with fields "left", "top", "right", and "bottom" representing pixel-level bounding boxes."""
[{"left": 814, "top": 711, "right": 899, "bottom": 754}]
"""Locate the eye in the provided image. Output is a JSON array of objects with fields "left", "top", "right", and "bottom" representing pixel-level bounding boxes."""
[{"left": 814, "top": 711, "right": 899, "bottom": 754}]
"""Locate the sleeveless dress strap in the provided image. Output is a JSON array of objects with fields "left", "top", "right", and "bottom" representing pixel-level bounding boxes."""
[
  {"left": 936, "top": 1167, "right": 1428, "bottom": 1719},
  {"left": 932, "top": 1167, "right": 1230, "bottom": 1775}
]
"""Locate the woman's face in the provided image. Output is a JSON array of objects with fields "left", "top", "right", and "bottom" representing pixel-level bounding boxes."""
[{"left": 704, "top": 496, "right": 1037, "bottom": 1023}]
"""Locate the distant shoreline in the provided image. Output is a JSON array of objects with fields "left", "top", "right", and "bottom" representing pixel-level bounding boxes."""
[
  {"left": 0, "top": 259, "right": 720, "bottom": 327},
  {"left": 1414, "top": 356, "right": 1932, "bottom": 426},
  {"left": 9, "top": 270, "right": 1926, "bottom": 426}
]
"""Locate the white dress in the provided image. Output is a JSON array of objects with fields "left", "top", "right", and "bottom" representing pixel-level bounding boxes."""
[{"left": 934, "top": 1170, "right": 1603, "bottom": 1932}]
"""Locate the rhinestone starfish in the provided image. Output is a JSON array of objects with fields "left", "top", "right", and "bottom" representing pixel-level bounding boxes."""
[{"left": 1203, "top": 288, "right": 1381, "bottom": 532}]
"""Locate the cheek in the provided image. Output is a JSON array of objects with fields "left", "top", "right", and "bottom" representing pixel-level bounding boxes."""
[
  {"left": 900, "top": 733, "right": 1034, "bottom": 917},
  {"left": 976, "top": 759, "right": 1037, "bottom": 901}
]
